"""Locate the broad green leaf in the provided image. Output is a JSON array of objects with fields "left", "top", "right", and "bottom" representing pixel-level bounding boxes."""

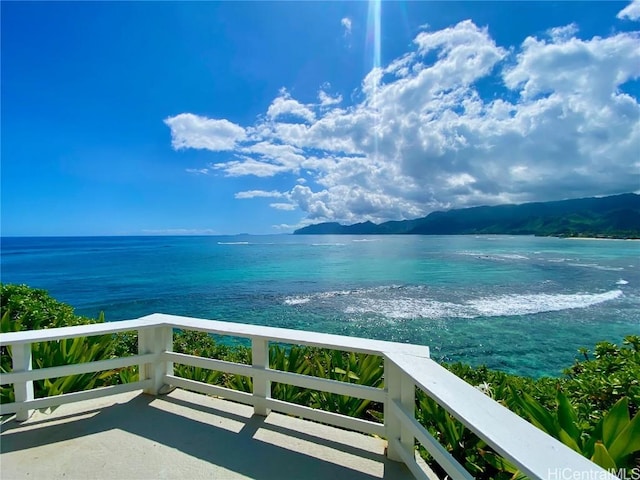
[
  {"left": 510, "top": 387, "right": 559, "bottom": 435},
  {"left": 608, "top": 410, "right": 640, "bottom": 461},
  {"left": 481, "top": 452, "right": 527, "bottom": 478},
  {"left": 346, "top": 370, "right": 360, "bottom": 381},
  {"left": 558, "top": 429, "right": 582, "bottom": 453},
  {"left": 602, "top": 397, "right": 630, "bottom": 447},
  {"left": 556, "top": 391, "right": 581, "bottom": 443},
  {"left": 591, "top": 442, "right": 617, "bottom": 470}
]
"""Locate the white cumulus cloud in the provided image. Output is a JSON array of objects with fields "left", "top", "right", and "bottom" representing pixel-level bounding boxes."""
[
  {"left": 266, "top": 90, "right": 316, "bottom": 123},
  {"left": 618, "top": 0, "right": 640, "bottom": 21},
  {"left": 185, "top": 168, "right": 210, "bottom": 175},
  {"left": 165, "top": 113, "right": 245, "bottom": 151},
  {"left": 341, "top": 17, "right": 352, "bottom": 36},
  {"left": 318, "top": 89, "right": 343, "bottom": 106},
  {"left": 166, "top": 18, "right": 640, "bottom": 226},
  {"left": 234, "top": 190, "right": 285, "bottom": 199},
  {"left": 269, "top": 202, "right": 297, "bottom": 210}
]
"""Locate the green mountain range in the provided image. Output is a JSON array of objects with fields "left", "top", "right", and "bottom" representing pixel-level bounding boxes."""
[{"left": 294, "top": 193, "right": 640, "bottom": 238}]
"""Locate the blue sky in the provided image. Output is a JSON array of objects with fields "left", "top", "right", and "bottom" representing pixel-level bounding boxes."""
[{"left": 2, "top": 1, "right": 639, "bottom": 236}]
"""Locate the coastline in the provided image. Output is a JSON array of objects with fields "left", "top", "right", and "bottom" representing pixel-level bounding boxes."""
[{"left": 558, "top": 236, "right": 640, "bottom": 241}]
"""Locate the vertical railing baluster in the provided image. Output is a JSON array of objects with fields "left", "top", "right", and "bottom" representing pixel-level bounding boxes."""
[
  {"left": 385, "top": 358, "right": 415, "bottom": 463},
  {"left": 399, "top": 370, "right": 415, "bottom": 455},
  {"left": 162, "top": 326, "right": 174, "bottom": 389},
  {"left": 138, "top": 328, "right": 150, "bottom": 388},
  {"left": 13, "top": 342, "right": 34, "bottom": 421},
  {"left": 385, "top": 358, "right": 402, "bottom": 461},
  {"left": 252, "top": 337, "right": 270, "bottom": 416}
]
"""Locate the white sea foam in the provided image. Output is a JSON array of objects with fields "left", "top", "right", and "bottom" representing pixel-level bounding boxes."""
[
  {"left": 283, "top": 289, "right": 359, "bottom": 305},
  {"left": 567, "top": 263, "right": 624, "bottom": 271},
  {"left": 352, "top": 239, "right": 378, "bottom": 242},
  {"left": 495, "top": 254, "right": 529, "bottom": 260},
  {"left": 468, "top": 290, "right": 623, "bottom": 317},
  {"left": 457, "top": 252, "right": 528, "bottom": 261},
  {"left": 217, "top": 241, "right": 249, "bottom": 245},
  {"left": 284, "top": 283, "right": 624, "bottom": 319},
  {"left": 284, "top": 297, "right": 311, "bottom": 305},
  {"left": 345, "top": 298, "right": 469, "bottom": 319},
  {"left": 616, "top": 279, "right": 629, "bottom": 285},
  {"left": 342, "top": 290, "right": 623, "bottom": 319}
]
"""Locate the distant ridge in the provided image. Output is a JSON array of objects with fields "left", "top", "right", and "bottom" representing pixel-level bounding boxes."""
[{"left": 294, "top": 193, "right": 640, "bottom": 238}]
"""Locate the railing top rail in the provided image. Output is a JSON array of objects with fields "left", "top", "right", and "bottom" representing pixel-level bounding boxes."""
[
  {"left": 386, "top": 352, "right": 617, "bottom": 480},
  {"left": 153, "top": 313, "right": 430, "bottom": 358},
  {"left": 0, "top": 317, "right": 159, "bottom": 346},
  {"left": 0, "top": 313, "right": 430, "bottom": 358}
]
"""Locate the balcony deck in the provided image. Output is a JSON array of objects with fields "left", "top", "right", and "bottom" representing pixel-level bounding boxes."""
[
  {"left": 0, "top": 314, "right": 616, "bottom": 480},
  {"left": 1, "top": 388, "right": 414, "bottom": 480}
]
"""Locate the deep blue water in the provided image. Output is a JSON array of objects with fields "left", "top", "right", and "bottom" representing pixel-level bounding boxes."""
[{"left": 1, "top": 235, "right": 638, "bottom": 377}]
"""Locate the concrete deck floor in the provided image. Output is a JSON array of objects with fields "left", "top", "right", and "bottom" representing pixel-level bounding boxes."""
[{"left": 1, "top": 389, "right": 415, "bottom": 480}]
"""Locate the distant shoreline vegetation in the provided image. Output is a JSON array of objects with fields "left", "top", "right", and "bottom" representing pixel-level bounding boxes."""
[{"left": 294, "top": 193, "right": 640, "bottom": 239}]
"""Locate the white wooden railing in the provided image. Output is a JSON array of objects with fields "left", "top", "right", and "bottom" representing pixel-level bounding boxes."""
[{"left": 0, "top": 313, "right": 615, "bottom": 480}]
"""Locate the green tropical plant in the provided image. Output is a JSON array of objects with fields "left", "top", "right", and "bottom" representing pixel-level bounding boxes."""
[
  {"left": 172, "top": 330, "right": 251, "bottom": 391},
  {"left": 415, "top": 391, "right": 485, "bottom": 474},
  {"left": 511, "top": 388, "right": 640, "bottom": 470},
  {"left": 562, "top": 336, "right": 640, "bottom": 425},
  {"left": 306, "top": 350, "right": 384, "bottom": 420},
  {"left": 414, "top": 390, "right": 529, "bottom": 479},
  {"left": 270, "top": 344, "right": 312, "bottom": 405},
  {"left": 1, "top": 284, "right": 123, "bottom": 402}
]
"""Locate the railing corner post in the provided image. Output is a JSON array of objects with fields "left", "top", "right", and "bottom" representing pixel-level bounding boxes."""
[
  {"left": 384, "top": 357, "right": 414, "bottom": 464},
  {"left": 251, "top": 337, "right": 270, "bottom": 416},
  {"left": 139, "top": 325, "right": 173, "bottom": 395},
  {"left": 13, "top": 342, "right": 34, "bottom": 421}
]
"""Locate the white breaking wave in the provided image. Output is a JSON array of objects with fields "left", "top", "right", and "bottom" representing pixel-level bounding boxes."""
[
  {"left": 345, "top": 298, "right": 468, "bottom": 319},
  {"left": 494, "top": 254, "right": 529, "bottom": 260},
  {"left": 567, "top": 263, "right": 624, "bottom": 271},
  {"left": 284, "top": 297, "right": 311, "bottom": 305},
  {"left": 457, "top": 251, "right": 529, "bottom": 261},
  {"left": 217, "top": 241, "right": 249, "bottom": 245},
  {"left": 616, "top": 279, "right": 629, "bottom": 285},
  {"left": 342, "top": 290, "right": 623, "bottom": 319},
  {"left": 352, "top": 239, "right": 378, "bottom": 242},
  {"left": 468, "top": 290, "right": 623, "bottom": 317},
  {"left": 284, "top": 285, "right": 623, "bottom": 319},
  {"left": 283, "top": 286, "right": 406, "bottom": 306}
]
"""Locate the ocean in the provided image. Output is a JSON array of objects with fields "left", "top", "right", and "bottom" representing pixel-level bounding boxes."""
[{"left": 1, "top": 235, "right": 638, "bottom": 378}]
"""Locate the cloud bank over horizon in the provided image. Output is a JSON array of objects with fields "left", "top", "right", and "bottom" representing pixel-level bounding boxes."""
[{"left": 165, "top": 13, "right": 640, "bottom": 228}]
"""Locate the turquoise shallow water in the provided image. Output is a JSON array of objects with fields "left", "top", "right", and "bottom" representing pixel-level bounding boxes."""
[{"left": 1, "top": 235, "right": 638, "bottom": 377}]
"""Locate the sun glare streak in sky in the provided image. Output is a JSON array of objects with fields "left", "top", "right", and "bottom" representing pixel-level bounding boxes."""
[
  {"left": 367, "top": 0, "right": 382, "bottom": 161},
  {"left": 367, "top": 0, "right": 382, "bottom": 71}
]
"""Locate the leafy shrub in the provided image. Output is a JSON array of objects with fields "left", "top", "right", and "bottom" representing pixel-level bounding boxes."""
[
  {"left": 512, "top": 389, "right": 640, "bottom": 471},
  {"left": 0, "top": 284, "right": 98, "bottom": 331},
  {"left": 306, "top": 349, "right": 384, "bottom": 420},
  {"left": 1, "top": 284, "right": 131, "bottom": 402},
  {"left": 172, "top": 330, "right": 253, "bottom": 390},
  {"left": 562, "top": 336, "right": 640, "bottom": 425}
]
